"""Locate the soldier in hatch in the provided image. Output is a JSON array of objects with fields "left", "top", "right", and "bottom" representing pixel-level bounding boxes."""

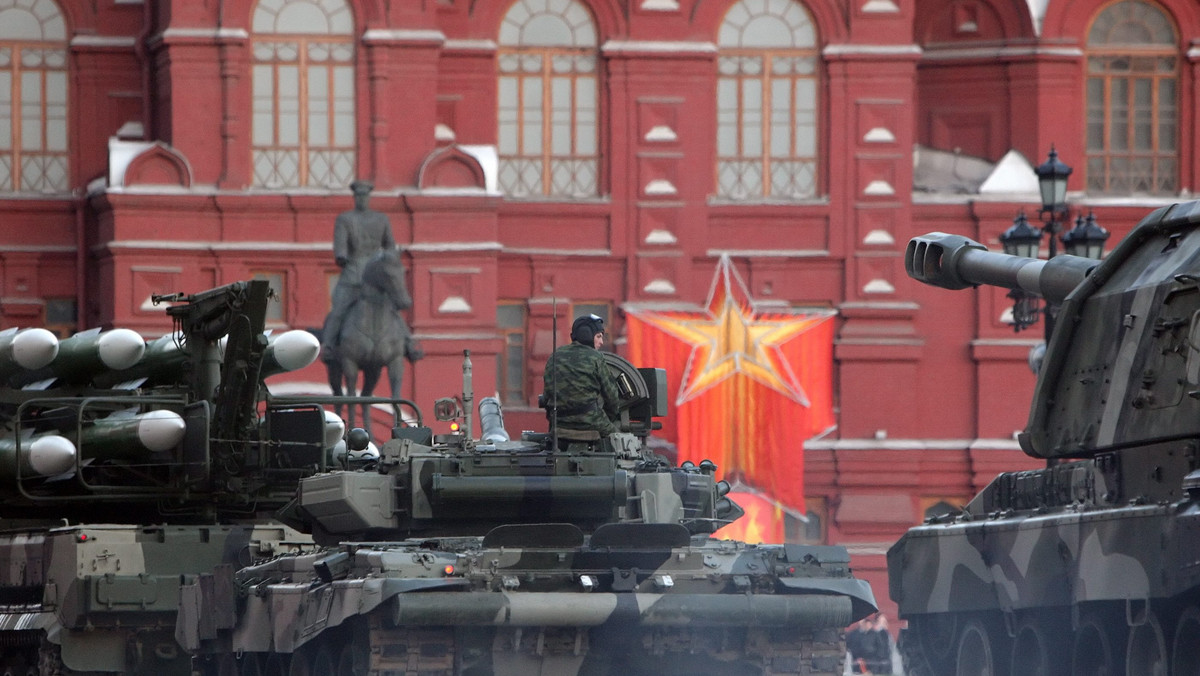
[{"left": 543, "top": 314, "right": 621, "bottom": 437}]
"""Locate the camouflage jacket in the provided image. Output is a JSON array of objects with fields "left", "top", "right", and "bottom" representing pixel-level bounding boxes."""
[{"left": 543, "top": 342, "right": 620, "bottom": 435}]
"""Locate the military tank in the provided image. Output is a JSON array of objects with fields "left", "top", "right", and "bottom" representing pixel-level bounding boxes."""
[
  {"left": 0, "top": 280, "right": 357, "bottom": 675},
  {"left": 888, "top": 201, "right": 1200, "bottom": 676},
  {"left": 178, "top": 349, "right": 877, "bottom": 676}
]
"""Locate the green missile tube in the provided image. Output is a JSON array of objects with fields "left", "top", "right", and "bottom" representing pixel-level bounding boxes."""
[
  {"left": 90, "top": 334, "right": 195, "bottom": 389},
  {"left": 74, "top": 409, "right": 187, "bottom": 460},
  {"left": 0, "top": 434, "right": 77, "bottom": 479},
  {"left": 261, "top": 330, "right": 321, "bottom": 378},
  {"left": 30, "top": 328, "right": 146, "bottom": 385},
  {"left": 0, "top": 328, "right": 59, "bottom": 381}
]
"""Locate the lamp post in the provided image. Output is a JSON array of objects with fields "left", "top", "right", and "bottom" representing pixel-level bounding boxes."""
[{"left": 998, "top": 147, "right": 1109, "bottom": 341}]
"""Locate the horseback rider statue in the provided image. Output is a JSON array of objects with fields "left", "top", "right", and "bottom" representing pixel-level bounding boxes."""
[
  {"left": 323, "top": 179, "right": 396, "bottom": 348},
  {"left": 321, "top": 180, "right": 422, "bottom": 428}
]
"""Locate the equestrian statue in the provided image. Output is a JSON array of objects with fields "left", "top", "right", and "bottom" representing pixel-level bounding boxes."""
[{"left": 321, "top": 180, "right": 421, "bottom": 430}]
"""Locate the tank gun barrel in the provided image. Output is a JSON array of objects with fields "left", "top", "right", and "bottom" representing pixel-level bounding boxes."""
[{"left": 905, "top": 232, "right": 1100, "bottom": 303}]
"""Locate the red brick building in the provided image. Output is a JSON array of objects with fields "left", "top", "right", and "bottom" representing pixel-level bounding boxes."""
[{"left": 3, "top": 0, "right": 1199, "bottom": 621}]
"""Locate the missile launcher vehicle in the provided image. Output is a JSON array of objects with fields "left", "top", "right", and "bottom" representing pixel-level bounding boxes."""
[
  {"left": 0, "top": 280, "right": 336, "bottom": 675},
  {"left": 889, "top": 200, "right": 1200, "bottom": 675},
  {"left": 178, "top": 350, "right": 877, "bottom": 676}
]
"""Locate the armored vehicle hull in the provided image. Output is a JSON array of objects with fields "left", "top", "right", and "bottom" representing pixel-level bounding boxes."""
[
  {"left": 180, "top": 352, "right": 876, "bottom": 676},
  {"left": 890, "top": 202, "right": 1200, "bottom": 675},
  {"left": 0, "top": 281, "right": 876, "bottom": 674},
  {"left": 184, "top": 527, "right": 871, "bottom": 676}
]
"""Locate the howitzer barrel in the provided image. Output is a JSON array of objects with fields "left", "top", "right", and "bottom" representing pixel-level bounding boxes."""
[
  {"left": 906, "top": 232, "right": 1099, "bottom": 303},
  {"left": 389, "top": 591, "right": 853, "bottom": 629}
]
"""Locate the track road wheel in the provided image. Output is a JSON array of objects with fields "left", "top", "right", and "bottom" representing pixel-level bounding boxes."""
[
  {"left": 902, "top": 614, "right": 956, "bottom": 676},
  {"left": 263, "top": 653, "right": 289, "bottom": 676},
  {"left": 200, "top": 653, "right": 239, "bottom": 676},
  {"left": 955, "top": 619, "right": 1001, "bottom": 676},
  {"left": 335, "top": 643, "right": 360, "bottom": 676},
  {"left": 37, "top": 639, "right": 103, "bottom": 676},
  {"left": 287, "top": 645, "right": 313, "bottom": 676},
  {"left": 238, "top": 653, "right": 263, "bottom": 676},
  {"left": 1071, "top": 613, "right": 1123, "bottom": 676},
  {"left": 1009, "top": 616, "right": 1068, "bottom": 676},
  {"left": 1, "top": 655, "right": 34, "bottom": 676},
  {"left": 311, "top": 644, "right": 336, "bottom": 675},
  {"left": 1174, "top": 606, "right": 1200, "bottom": 676},
  {"left": 1126, "top": 608, "right": 1167, "bottom": 676}
]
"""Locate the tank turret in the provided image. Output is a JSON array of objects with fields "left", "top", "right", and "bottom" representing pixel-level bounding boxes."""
[
  {"left": 289, "top": 351, "right": 745, "bottom": 543},
  {"left": 888, "top": 202, "right": 1200, "bottom": 676}
]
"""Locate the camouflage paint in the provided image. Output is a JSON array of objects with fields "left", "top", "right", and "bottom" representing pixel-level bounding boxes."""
[{"left": 891, "top": 201, "right": 1200, "bottom": 675}]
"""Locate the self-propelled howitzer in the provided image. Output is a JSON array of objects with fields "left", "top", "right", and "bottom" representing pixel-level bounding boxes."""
[
  {"left": 180, "top": 351, "right": 877, "bottom": 676},
  {"left": 890, "top": 202, "right": 1200, "bottom": 676}
]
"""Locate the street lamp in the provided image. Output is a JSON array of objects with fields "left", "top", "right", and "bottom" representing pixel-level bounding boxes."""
[
  {"left": 1062, "top": 212, "right": 1110, "bottom": 260},
  {"left": 998, "top": 148, "right": 1109, "bottom": 337}
]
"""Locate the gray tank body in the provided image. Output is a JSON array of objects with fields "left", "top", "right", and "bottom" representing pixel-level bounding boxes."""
[
  {"left": 178, "top": 351, "right": 877, "bottom": 676},
  {"left": 889, "top": 201, "right": 1200, "bottom": 675}
]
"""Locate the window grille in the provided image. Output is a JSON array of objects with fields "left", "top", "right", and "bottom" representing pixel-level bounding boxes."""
[
  {"left": 0, "top": 0, "right": 68, "bottom": 193},
  {"left": 497, "top": 0, "right": 598, "bottom": 198},
  {"left": 251, "top": 0, "right": 355, "bottom": 189},
  {"left": 1085, "top": 0, "right": 1178, "bottom": 195},
  {"left": 716, "top": 0, "right": 818, "bottom": 201}
]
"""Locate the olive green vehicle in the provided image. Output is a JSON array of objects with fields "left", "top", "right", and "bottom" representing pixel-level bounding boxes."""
[
  {"left": 177, "top": 350, "right": 877, "bottom": 676},
  {"left": 889, "top": 201, "right": 1200, "bottom": 675},
  {"left": 0, "top": 280, "right": 345, "bottom": 675}
]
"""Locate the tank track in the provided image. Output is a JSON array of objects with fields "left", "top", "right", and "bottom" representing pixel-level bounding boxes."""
[
  {"left": 0, "top": 632, "right": 39, "bottom": 676},
  {"left": 198, "top": 616, "right": 848, "bottom": 676},
  {"left": 355, "top": 613, "right": 847, "bottom": 676}
]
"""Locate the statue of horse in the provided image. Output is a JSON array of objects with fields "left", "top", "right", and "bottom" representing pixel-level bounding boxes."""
[{"left": 320, "top": 248, "right": 421, "bottom": 430}]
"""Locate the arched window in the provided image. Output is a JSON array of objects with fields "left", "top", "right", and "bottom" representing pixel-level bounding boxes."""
[
  {"left": 497, "top": 0, "right": 598, "bottom": 198},
  {"left": 1085, "top": 0, "right": 1178, "bottom": 195},
  {"left": 0, "top": 0, "right": 67, "bottom": 193},
  {"left": 716, "top": 0, "right": 818, "bottom": 201},
  {"left": 251, "top": 0, "right": 355, "bottom": 189}
]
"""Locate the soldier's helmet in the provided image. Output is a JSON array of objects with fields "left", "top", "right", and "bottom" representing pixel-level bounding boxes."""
[{"left": 571, "top": 314, "right": 605, "bottom": 345}]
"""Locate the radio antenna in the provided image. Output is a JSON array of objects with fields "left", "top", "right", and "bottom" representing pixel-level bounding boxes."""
[{"left": 551, "top": 297, "right": 559, "bottom": 453}]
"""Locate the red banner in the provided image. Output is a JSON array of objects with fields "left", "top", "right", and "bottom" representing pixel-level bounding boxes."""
[{"left": 625, "top": 256, "right": 834, "bottom": 527}]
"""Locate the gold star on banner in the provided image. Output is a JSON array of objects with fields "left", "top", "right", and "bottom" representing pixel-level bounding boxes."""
[{"left": 634, "top": 256, "right": 831, "bottom": 406}]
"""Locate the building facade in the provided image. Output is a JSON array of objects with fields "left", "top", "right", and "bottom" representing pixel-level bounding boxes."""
[{"left": 2, "top": 0, "right": 1199, "bottom": 622}]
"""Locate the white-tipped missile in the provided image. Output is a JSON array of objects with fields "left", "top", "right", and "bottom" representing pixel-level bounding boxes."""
[
  {"left": 262, "top": 330, "right": 321, "bottom": 378},
  {"left": 0, "top": 328, "right": 59, "bottom": 380},
  {"left": 323, "top": 410, "right": 346, "bottom": 449},
  {"left": 25, "top": 328, "right": 147, "bottom": 385},
  {"left": 93, "top": 329, "right": 146, "bottom": 370},
  {"left": 76, "top": 409, "right": 187, "bottom": 459},
  {"left": 0, "top": 434, "right": 77, "bottom": 479}
]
